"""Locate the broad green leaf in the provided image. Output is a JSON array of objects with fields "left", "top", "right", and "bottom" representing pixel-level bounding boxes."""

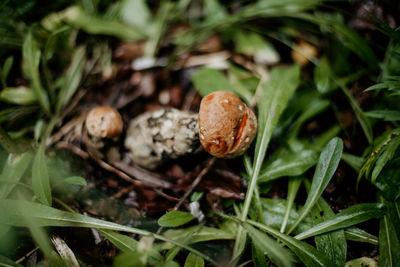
[
  {"left": 32, "top": 143, "right": 52, "bottom": 206},
  {"left": 345, "top": 227, "right": 378, "bottom": 245},
  {"left": 295, "top": 203, "right": 385, "bottom": 240},
  {"left": 252, "top": 244, "right": 268, "bottom": 267},
  {"left": 380, "top": 198, "right": 400, "bottom": 243},
  {"left": 99, "top": 229, "right": 138, "bottom": 252},
  {"left": 0, "top": 152, "right": 33, "bottom": 199},
  {"left": 287, "top": 137, "right": 343, "bottom": 234},
  {"left": 234, "top": 65, "right": 300, "bottom": 259},
  {"left": 235, "top": 31, "right": 279, "bottom": 64},
  {"left": 100, "top": 229, "right": 162, "bottom": 265},
  {"left": 63, "top": 6, "right": 146, "bottom": 41},
  {"left": 0, "top": 86, "right": 37, "bottom": 105},
  {"left": 311, "top": 198, "right": 346, "bottom": 267},
  {"left": 245, "top": 224, "right": 293, "bottom": 267},
  {"left": 365, "top": 110, "right": 400, "bottom": 121},
  {"left": 159, "top": 261, "right": 180, "bottom": 267},
  {"left": 22, "top": 31, "right": 50, "bottom": 113},
  {"left": 379, "top": 196, "right": 400, "bottom": 267},
  {"left": 63, "top": 176, "right": 87, "bottom": 186},
  {"left": 372, "top": 154, "right": 400, "bottom": 201},
  {"left": 0, "top": 199, "right": 216, "bottom": 265},
  {"left": 163, "top": 221, "right": 236, "bottom": 246},
  {"left": 158, "top": 211, "right": 195, "bottom": 227},
  {"left": 314, "top": 57, "right": 330, "bottom": 94},
  {"left": 261, "top": 198, "right": 378, "bottom": 245},
  {"left": 261, "top": 198, "right": 312, "bottom": 235},
  {"left": 120, "top": 0, "right": 151, "bottom": 31},
  {"left": 184, "top": 252, "right": 204, "bottom": 267},
  {"left": 203, "top": 0, "right": 227, "bottom": 23},
  {"left": 191, "top": 68, "right": 234, "bottom": 97},
  {"left": 246, "top": 219, "right": 331, "bottom": 267},
  {"left": 280, "top": 176, "right": 303, "bottom": 233},
  {"left": 56, "top": 45, "right": 86, "bottom": 113},
  {"left": 258, "top": 149, "right": 317, "bottom": 182},
  {"left": 113, "top": 251, "right": 145, "bottom": 267}
]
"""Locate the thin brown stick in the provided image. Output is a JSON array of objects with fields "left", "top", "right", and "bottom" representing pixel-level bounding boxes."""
[
  {"left": 46, "top": 114, "right": 86, "bottom": 147},
  {"left": 16, "top": 247, "right": 39, "bottom": 264},
  {"left": 56, "top": 141, "right": 142, "bottom": 186},
  {"left": 173, "top": 157, "right": 216, "bottom": 211}
]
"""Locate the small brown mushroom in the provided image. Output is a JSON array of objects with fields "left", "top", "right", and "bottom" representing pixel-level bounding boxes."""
[
  {"left": 198, "top": 91, "right": 257, "bottom": 158},
  {"left": 85, "top": 106, "right": 123, "bottom": 139}
]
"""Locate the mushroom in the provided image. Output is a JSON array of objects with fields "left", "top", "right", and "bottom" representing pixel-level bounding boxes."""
[
  {"left": 198, "top": 91, "right": 257, "bottom": 158},
  {"left": 124, "top": 91, "right": 257, "bottom": 169},
  {"left": 124, "top": 108, "right": 199, "bottom": 169},
  {"left": 85, "top": 106, "right": 123, "bottom": 140}
]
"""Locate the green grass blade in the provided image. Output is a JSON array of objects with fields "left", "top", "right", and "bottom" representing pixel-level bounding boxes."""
[
  {"left": 244, "top": 224, "right": 293, "bottom": 267},
  {"left": 287, "top": 137, "right": 343, "bottom": 234},
  {"left": 63, "top": 6, "right": 147, "bottom": 41},
  {"left": 258, "top": 149, "right": 317, "bottom": 182},
  {"left": 233, "top": 65, "right": 300, "bottom": 259},
  {"left": 0, "top": 199, "right": 217, "bottom": 265},
  {"left": 32, "top": 142, "right": 52, "bottom": 206},
  {"left": 246, "top": 219, "right": 331, "bottom": 267},
  {"left": 56, "top": 45, "right": 86, "bottom": 113},
  {"left": 295, "top": 203, "right": 385, "bottom": 240},
  {"left": 22, "top": 31, "right": 50, "bottom": 114},
  {"left": 280, "top": 176, "right": 303, "bottom": 233}
]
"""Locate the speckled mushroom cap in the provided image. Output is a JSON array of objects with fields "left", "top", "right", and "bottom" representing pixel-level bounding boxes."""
[
  {"left": 85, "top": 106, "right": 123, "bottom": 139},
  {"left": 198, "top": 91, "right": 257, "bottom": 158}
]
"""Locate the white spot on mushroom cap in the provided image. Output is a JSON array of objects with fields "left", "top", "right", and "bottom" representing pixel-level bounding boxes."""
[{"left": 238, "top": 105, "right": 244, "bottom": 111}]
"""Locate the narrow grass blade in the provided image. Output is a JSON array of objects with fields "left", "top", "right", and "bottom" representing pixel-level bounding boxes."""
[
  {"left": 244, "top": 224, "right": 293, "bottom": 267},
  {"left": 22, "top": 31, "right": 50, "bottom": 114},
  {"left": 287, "top": 137, "right": 343, "bottom": 234},
  {"left": 32, "top": 142, "right": 52, "bottom": 206},
  {"left": 245, "top": 219, "right": 331, "bottom": 267},
  {"left": 63, "top": 6, "right": 146, "bottom": 41},
  {"left": 280, "top": 176, "right": 303, "bottom": 233},
  {"left": 258, "top": 149, "right": 317, "bottom": 182},
  {"left": 56, "top": 45, "right": 86, "bottom": 114},
  {"left": 0, "top": 199, "right": 216, "bottom": 265},
  {"left": 233, "top": 65, "right": 300, "bottom": 259},
  {"left": 295, "top": 203, "right": 385, "bottom": 240}
]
